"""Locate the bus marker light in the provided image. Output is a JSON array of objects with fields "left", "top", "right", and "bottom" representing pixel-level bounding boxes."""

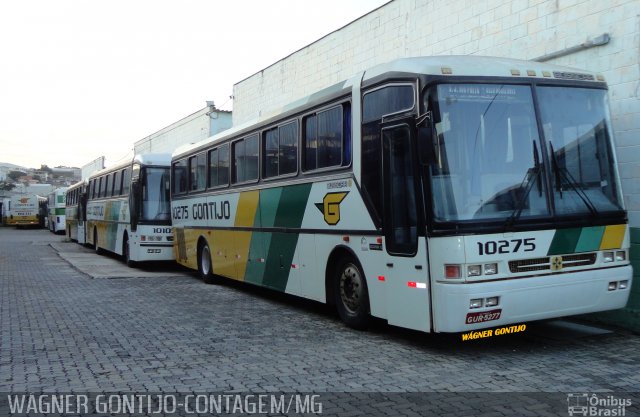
[
  {"left": 445, "top": 265, "right": 461, "bottom": 279},
  {"left": 484, "top": 263, "right": 498, "bottom": 275},
  {"left": 378, "top": 276, "right": 385, "bottom": 281},
  {"left": 485, "top": 296, "right": 499, "bottom": 307},
  {"left": 619, "top": 280, "right": 628, "bottom": 289},
  {"left": 603, "top": 252, "right": 614, "bottom": 263},
  {"left": 608, "top": 282, "right": 617, "bottom": 291},
  {"left": 470, "top": 299, "right": 483, "bottom": 309},
  {"left": 291, "top": 264, "right": 299, "bottom": 269},
  {"left": 416, "top": 282, "right": 427, "bottom": 289},
  {"left": 467, "top": 265, "right": 481, "bottom": 277},
  {"left": 376, "top": 237, "right": 383, "bottom": 244},
  {"left": 342, "top": 236, "right": 350, "bottom": 242},
  {"left": 408, "top": 281, "right": 417, "bottom": 288},
  {"left": 615, "top": 251, "right": 626, "bottom": 261},
  {"left": 441, "top": 67, "right": 452, "bottom": 75}
]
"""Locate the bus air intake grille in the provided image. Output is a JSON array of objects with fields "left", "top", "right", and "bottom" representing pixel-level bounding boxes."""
[
  {"left": 509, "top": 257, "right": 549, "bottom": 273},
  {"left": 509, "top": 253, "right": 597, "bottom": 273},
  {"left": 561, "top": 253, "right": 597, "bottom": 267}
]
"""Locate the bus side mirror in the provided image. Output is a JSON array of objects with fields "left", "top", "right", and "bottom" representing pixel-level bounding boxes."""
[{"left": 417, "top": 112, "right": 436, "bottom": 165}]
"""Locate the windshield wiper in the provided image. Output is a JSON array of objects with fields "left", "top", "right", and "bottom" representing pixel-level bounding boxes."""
[
  {"left": 549, "top": 142, "right": 598, "bottom": 216},
  {"left": 503, "top": 141, "right": 543, "bottom": 230}
]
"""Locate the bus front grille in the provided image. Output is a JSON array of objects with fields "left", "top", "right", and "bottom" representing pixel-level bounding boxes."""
[{"left": 509, "top": 253, "right": 597, "bottom": 273}]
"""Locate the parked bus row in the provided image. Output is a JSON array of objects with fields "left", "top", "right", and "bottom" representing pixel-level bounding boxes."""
[{"left": 62, "top": 56, "right": 632, "bottom": 334}]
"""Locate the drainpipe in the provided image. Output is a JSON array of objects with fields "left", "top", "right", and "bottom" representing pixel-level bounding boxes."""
[{"left": 533, "top": 33, "right": 610, "bottom": 62}]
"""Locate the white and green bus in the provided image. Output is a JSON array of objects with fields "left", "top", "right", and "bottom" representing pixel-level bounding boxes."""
[
  {"left": 171, "top": 56, "right": 631, "bottom": 333},
  {"left": 65, "top": 180, "right": 87, "bottom": 243},
  {"left": 48, "top": 187, "right": 68, "bottom": 234},
  {"left": 86, "top": 154, "right": 173, "bottom": 266}
]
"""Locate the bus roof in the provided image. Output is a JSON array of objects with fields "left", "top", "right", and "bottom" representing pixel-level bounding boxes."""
[
  {"left": 89, "top": 153, "right": 171, "bottom": 179},
  {"left": 362, "top": 55, "right": 602, "bottom": 81},
  {"left": 173, "top": 55, "right": 604, "bottom": 160}
]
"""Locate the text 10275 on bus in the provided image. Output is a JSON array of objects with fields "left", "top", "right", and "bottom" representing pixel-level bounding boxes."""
[
  {"left": 86, "top": 154, "right": 174, "bottom": 266},
  {"left": 170, "top": 56, "right": 631, "bottom": 333}
]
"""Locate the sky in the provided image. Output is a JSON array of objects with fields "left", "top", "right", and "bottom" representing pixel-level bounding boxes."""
[{"left": 0, "top": 0, "right": 388, "bottom": 170}]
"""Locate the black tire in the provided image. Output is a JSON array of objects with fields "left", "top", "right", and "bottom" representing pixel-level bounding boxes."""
[
  {"left": 94, "top": 229, "right": 104, "bottom": 255},
  {"left": 334, "top": 256, "right": 370, "bottom": 330},
  {"left": 123, "top": 235, "right": 136, "bottom": 267},
  {"left": 199, "top": 241, "right": 218, "bottom": 284}
]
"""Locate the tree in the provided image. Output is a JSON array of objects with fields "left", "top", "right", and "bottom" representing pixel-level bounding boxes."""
[
  {"left": 0, "top": 181, "right": 16, "bottom": 191},
  {"left": 7, "top": 170, "right": 26, "bottom": 181}
]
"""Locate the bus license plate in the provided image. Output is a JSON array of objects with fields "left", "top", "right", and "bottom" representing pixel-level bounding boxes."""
[{"left": 466, "top": 309, "right": 502, "bottom": 324}]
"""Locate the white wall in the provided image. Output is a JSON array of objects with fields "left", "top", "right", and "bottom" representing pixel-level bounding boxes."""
[
  {"left": 232, "top": 0, "right": 640, "bottom": 225},
  {"left": 134, "top": 107, "right": 232, "bottom": 155}
]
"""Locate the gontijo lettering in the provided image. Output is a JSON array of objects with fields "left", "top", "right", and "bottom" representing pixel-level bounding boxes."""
[{"left": 461, "top": 324, "right": 526, "bottom": 341}]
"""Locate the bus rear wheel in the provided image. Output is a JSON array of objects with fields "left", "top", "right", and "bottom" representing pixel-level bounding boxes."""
[
  {"left": 94, "top": 229, "right": 104, "bottom": 255},
  {"left": 199, "top": 241, "right": 219, "bottom": 285},
  {"left": 334, "top": 256, "right": 370, "bottom": 330}
]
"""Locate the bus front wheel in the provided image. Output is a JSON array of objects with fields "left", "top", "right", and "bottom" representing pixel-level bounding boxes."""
[
  {"left": 123, "top": 235, "right": 136, "bottom": 267},
  {"left": 334, "top": 257, "right": 370, "bottom": 330},
  {"left": 199, "top": 241, "right": 219, "bottom": 285}
]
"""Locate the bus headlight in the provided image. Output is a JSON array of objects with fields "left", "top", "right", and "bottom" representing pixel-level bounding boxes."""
[
  {"left": 469, "top": 299, "right": 483, "bottom": 309},
  {"left": 615, "top": 251, "right": 626, "bottom": 261},
  {"left": 485, "top": 296, "right": 500, "bottom": 307},
  {"left": 467, "top": 265, "right": 481, "bottom": 277},
  {"left": 484, "top": 263, "right": 498, "bottom": 275},
  {"left": 603, "top": 252, "right": 614, "bottom": 263}
]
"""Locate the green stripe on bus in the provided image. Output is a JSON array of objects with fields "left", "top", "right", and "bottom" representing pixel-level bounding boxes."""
[
  {"left": 54, "top": 208, "right": 65, "bottom": 215},
  {"left": 261, "top": 183, "right": 312, "bottom": 291},
  {"left": 574, "top": 226, "right": 605, "bottom": 253},
  {"left": 262, "top": 232, "right": 299, "bottom": 291},
  {"left": 547, "top": 227, "right": 582, "bottom": 255}
]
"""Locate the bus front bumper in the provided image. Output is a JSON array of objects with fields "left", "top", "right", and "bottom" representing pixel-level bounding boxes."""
[{"left": 432, "top": 265, "right": 632, "bottom": 333}]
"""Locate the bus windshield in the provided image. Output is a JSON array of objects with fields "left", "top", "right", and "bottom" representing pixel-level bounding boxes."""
[
  {"left": 141, "top": 167, "right": 171, "bottom": 222},
  {"left": 537, "top": 86, "right": 623, "bottom": 215},
  {"left": 426, "top": 84, "right": 623, "bottom": 225}
]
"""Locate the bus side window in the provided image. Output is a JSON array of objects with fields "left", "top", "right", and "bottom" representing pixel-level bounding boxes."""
[
  {"left": 122, "top": 168, "right": 131, "bottom": 195},
  {"left": 113, "top": 171, "right": 121, "bottom": 196},
  {"left": 233, "top": 134, "right": 259, "bottom": 183},
  {"left": 302, "top": 104, "right": 348, "bottom": 172},
  {"left": 362, "top": 84, "right": 415, "bottom": 224},
  {"left": 172, "top": 160, "right": 188, "bottom": 194},
  {"left": 189, "top": 154, "right": 206, "bottom": 191}
]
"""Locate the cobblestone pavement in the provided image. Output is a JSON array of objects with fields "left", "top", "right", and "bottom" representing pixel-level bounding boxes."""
[{"left": 1, "top": 227, "right": 639, "bottom": 416}]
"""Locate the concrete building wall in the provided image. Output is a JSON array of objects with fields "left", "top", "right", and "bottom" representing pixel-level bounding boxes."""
[
  {"left": 233, "top": 0, "right": 639, "bottom": 218},
  {"left": 232, "top": 0, "right": 640, "bottom": 327},
  {"left": 134, "top": 105, "right": 232, "bottom": 155}
]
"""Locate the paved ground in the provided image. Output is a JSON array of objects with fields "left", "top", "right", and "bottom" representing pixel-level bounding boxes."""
[{"left": 1, "top": 227, "right": 639, "bottom": 416}]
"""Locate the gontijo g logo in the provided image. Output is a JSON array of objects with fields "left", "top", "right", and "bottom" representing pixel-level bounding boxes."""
[{"left": 315, "top": 192, "right": 349, "bottom": 225}]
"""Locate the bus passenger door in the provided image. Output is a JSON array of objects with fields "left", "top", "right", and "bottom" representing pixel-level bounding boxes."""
[{"left": 382, "top": 121, "right": 431, "bottom": 332}]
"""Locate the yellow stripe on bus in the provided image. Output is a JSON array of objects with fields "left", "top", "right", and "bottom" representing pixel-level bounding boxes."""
[{"left": 599, "top": 224, "right": 626, "bottom": 250}]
